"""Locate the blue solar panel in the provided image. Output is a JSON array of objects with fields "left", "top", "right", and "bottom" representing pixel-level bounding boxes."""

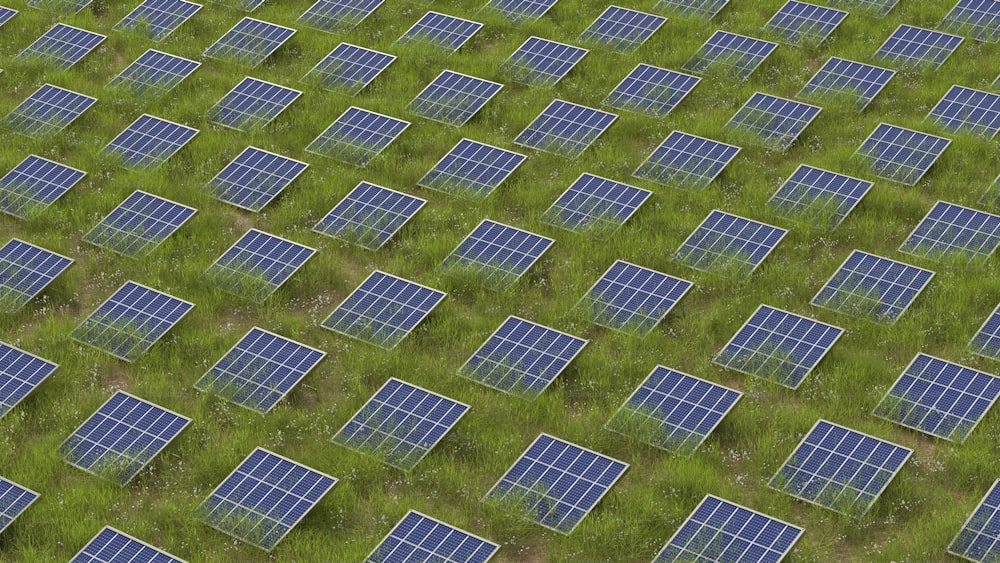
[
  {"left": 949, "top": 479, "right": 1000, "bottom": 562},
  {"left": 927, "top": 85, "right": 1000, "bottom": 138},
  {"left": 459, "top": 316, "right": 587, "bottom": 399},
  {"left": 856, "top": 123, "right": 951, "bottom": 186},
  {"left": 675, "top": 210, "right": 787, "bottom": 276},
  {"left": 769, "top": 165, "right": 873, "bottom": 228},
  {"left": 18, "top": 24, "right": 105, "bottom": 69},
  {"left": 604, "top": 64, "right": 700, "bottom": 118},
  {"left": 366, "top": 510, "right": 499, "bottom": 563},
  {"left": 203, "top": 18, "right": 295, "bottom": 68},
  {"left": 306, "top": 106, "right": 409, "bottom": 167},
  {"left": 205, "top": 229, "right": 316, "bottom": 302},
  {"left": 304, "top": 43, "right": 395, "bottom": 95},
  {"left": 418, "top": 138, "right": 526, "bottom": 199},
  {"left": 514, "top": 99, "right": 617, "bottom": 159},
  {"left": 972, "top": 302, "right": 1000, "bottom": 361},
  {"left": 940, "top": 0, "right": 1000, "bottom": 43},
  {"left": 209, "top": 77, "right": 301, "bottom": 131},
  {"left": 0, "top": 341, "right": 57, "bottom": 419},
  {"left": 113, "top": 0, "right": 201, "bottom": 41},
  {"left": 770, "top": 419, "right": 911, "bottom": 516},
  {"left": 82, "top": 191, "right": 196, "bottom": 257},
  {"left": 726, "top": 93, "right": 821, "bottom": 152},
  {"left": 104, "top": 114, "right": 199, "bottom": 170},
  {"left": 875, "top": 25, "right": 964, "bottom": 70},
  {"left": 110, "top": 49, "right": 201, "bottom": 94},
  {"left": 322, "top": 270, "right": 446, "bottom": 349},
  {"left": 766, "top": 1, "right": 847, "bottom": 45},
  {"left": 633, "top": 130, "right": 741, "bottom": 189},
  {"left": 654, "top": 494, "right": 802, "bottom": 562},
  {"left": 208, "top": 147, "right": 308, "bottom": 212},
  {"left": 484, "top": 433, "right": 628, "bottom": 534},
  {"left": 577, "top": 260, "right": 692, "bottom": 336},
  {"left": 407, "top": 70, "right": 503, "bottom": 127},
  {"left": 195, "top": 326, "right": 326, "bottom": 413},
  {"left": 0, "top": 477, "right": 38, "bottom": 534},
  {"left": 577, "top": 6, "right": 666, "bottom": 53},
  {"left": 0, "top": 6, "right": 16, "bottom": 27},
  {"left": 811, "top": 250, "right": 934, "bottom": 324},
  {"left": 71, "top": 526, "right": 184, "bottom": 563},
  {"left": 543, "top": 173, "right": 651, "bottom": 235},
  {"left": 0, "top": 155, "right": 85, "bottom": 219},
  {"left": 830, "top": 0, "right": 897, "bottom": 17},
  {"left": 28, "top": 0, "right": 90, "bottom": 16},
  {"left": 900, "top": 201, "right": 1000, "bottom": 262},
  {"left": 198, "top": 448, "right": 337, "bottom": 551},
  {"left": 398, "top": 11, "right": 483, "bottom": 53},
  {"left": 298, "top": 0, "right": 382, "bottom": 33},
  {"left": 607, "top": 367, "right": 741, "bottom": 455},
  {"left": 502, "top": 37, "right": 588, "bottom": 88},
  {"left": 683, "top": 30, "right": 778, "bottom": 82},
  {"left": 485, "top": 0, "right": 556, "bottom": 22},
  {"left": 654, "top": 0, "right": 728, "bottom": 19},
  {"left": 442, "top": 219, "right": 554, "bottom": 290},
  {"left": 798, "top": 57, "right": 895, "bottom": 111},
  {"left": 313, "top": 182, "right": 426, "bottom": 250},
  {"left": 0, "top": 238, "right": 74, "bottom": 313},
  {"left": 7, "top": 84, "right": 97, "bottom": 138}
]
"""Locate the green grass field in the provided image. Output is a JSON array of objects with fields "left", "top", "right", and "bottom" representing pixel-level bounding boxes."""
[{"left": 2, "top": 0, "right": 1000, "bottom": 560}]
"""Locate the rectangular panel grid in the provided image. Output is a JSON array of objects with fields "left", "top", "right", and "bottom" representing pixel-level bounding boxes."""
[
  {"left": 103, "top": 114, "right": 199, "bottom": 170},
  {"left": 766, "top": 1, "right": 847, "bottom": 45},
  {"left": 458, "top": 315, "right": 588, "bottom": 399},
  {"left": 577, "top": 6, "right": 666, "bottom": 53},
  {"left": 205, "top": 229, "right": 316, "bottom": 302},
  {"left": 209, "top": 77, "right": 301, "bottom": 131},
  {"left": 17, "top": 24, "right": 105, "bottom": 69},
  {"left": 900, "top": 201, "right": 1000, "bottom": 261},
  {"left": 927, "top": 85, "right": 1000, "bottom": 138},
  {"left": 82, "top": 191, "right": 196, "bottom": 257},
  {"left": 71, "top": 281, "right": 194, "bottom": 362},
  {"left": 418, "top": 138, "right": 526, "bottom": 199},
  {"left": 322, "top": 270, "right": 446, "bottom": 349},
  {"left": 768, "top": 164, "right": 874, "bottom": 228},
  {"left": 633, "top": 130, "right": 741, "bottom": 189},
  {"left": 407, "top": 70, "right": 503, "bottom": 127},
  {"left": 653, "top": 0, "right": 728, "bottom": 20},
  {"left": 0, "top": 155, "right": 85, "bottom": 218},
  {"left": 682, "top": 31, "right": 778, "bottom": 82},
  {"left": 59, "top": 391, "right": 190, "bottom": 484},
  {"left": 0, "top": 238, "right": 74, "bottom": 313},
  {"left": 297, "top": 0, "right": 383, "bottom": 34},
  {"left": 675, "top": 210, "right": 788, "bottom": 276},
  {"left": 972, "top": 303, "right": 1000, "bottom": 361},
  {"left": 856, "top": 123, "right": 951, "bottom": 186},
  {"left": 197, "top": 448, "right": 337, "bottom": 552},
  {"left": 441, "top": 219, "right": 554, "bottom": 290},
  {"left": 485, "top": 0, "right": 556, "bottom": 23},
  {"left": 203, "top": 18, "right": 295, "bottom": 68},
  {"left": 208, "top": 147, "right": 308, "bottom": 212},
  {"left": 0, "top": 6, "right": 16, "bottom": 27},
  {"left": 769, "top": 419, "right": 912, "bottom": 517},
  {"left": 726, "top": 93, "right": 821, "bottom": 152},
  {"left": 304, "top": 43, "right": 395, "bottom": 95},
  {"left": 714, "top": 304, "right": 843, "bottom": 389},
  {"left": 543, "top": 173, "right": 651, "bottom": 235},
  {"left": 513, "top": 99, "right": 617, "bottom": 159},
  {"left": 0, "top": 341, "right": 57, "bottom": 419},
  {"left": 940, "top": 0, "right": 1000, "bottom": 43},
  {"left": 113, "top": 0, "right": 201, "bottom": 41},
  {"left": 502, "top": 37, "right": 588, "bottom": 88},
  {"left": 829, "top": 0, "right": 897, "bottom": 17},
  {"left": 313, "top": 181, "right": 426, "bottom": 250},
  {"left": 604, "top": 64, "right": 700, "bottom": 118},
  {"left": 811, "top": 250, "right": 934, "bottom": 324},
  {"left": 875, "top": 25, "right": 963, "bottom": 70},
  {"left": 71, "top": 527, "right": 184, "bottom": 563},
  {"left": 333, "top": 377, "right": 469, "bottom": 470},
  {"left": 195, "top": 327, "right": 326, "bottom": 413},
  {"left": 0, "top": 477, "right": 38, "bottom": 534},
  {"left": 110, "top": 49, "right": 201, "bottom": 94},
  {"left": 306, "top": 106, "right": 409, "bottom": 167},
  {"left": 7, "top": 84, "right": 97, "bottom": 138},
  {"left": 607, "top": 367, "right": 741, "bottom": 455},
  {"left": 653, "top": 494, "right": 802, "bottom": 562},
  {"left": 949, "top": 479, "right": 1000, "bottom": 562},
  {"left": 366, "top": 510, "right": 499, "bottom": 563},
  {"left": 397, "top": 11, "right": 483, "bottom": 53},
  {"left": 798, "top": 57, "right": 895, "bottom": 111},
  {"left": 484, "top": 433, "right": 628, "bottom": 535},
  {"left": 577, "top": 260, "right": 692, "bottom": 336}
]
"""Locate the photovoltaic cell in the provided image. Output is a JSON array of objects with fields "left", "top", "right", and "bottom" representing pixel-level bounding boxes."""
[
  {"left": 875, "top": 25, "right": 963, "bottom": 70},
  {"left": 949, "top": 479, "right": 1000, "bottom": 562},
  {"left": 829, "top": 0, "right": 897, "bottom": 17},
  {"left": 306, "top": 106, "right": 409, "bottom": 167},
  {"left": 682, "top": 31, "right": 778, "bottom": 82},
  {"left": 0, "top": 6, "right": 16, "bottom": 27},
  {"left": 577, "top": 6, "right": 666, "bottom": 53},
  {"left": 811, "top": 250, "right": 934, "bottom": 324},
  {"left": 0, "top": 155, "right": 85, "bottom": 218},
  {"left": 441, "top": 219, "right": 554, "bottom": 290},
  {"left": 209, "top": 77, "right": 301, "bottom": 131},
  {"left": 726, "top": 92, "right": 821, "bottom": 152},
  {"left": 653, "top": 0, "right": 728, "bottom": 20},
  {"left": 769, "top": 165, "right": 873, "bottom": 228},
  {"left": 82, "top": 191, "right": 196, "bottom": 257},
  {"left": 856, "top": 123, "right": 951, "bottom": 186},
  {"left": 926, "top": 85, "right": 1000, "bottom": 138},
  {"left": 113, "top": 0, "right": 201, "bottom": 41},
  {"left": 398, "top": 11, "right": 483, "bottom": 53},
  {"left": 366, "top": 510, "right": 499, "bottom": 563},
  {"left": 459, "top": 315, "right": 587, "bottom": 399},
  {"left": 502, "top": 37, "right": 588, "bottom": 88},
  {"left": 205, "top": 229, "right": 316, "bottom": 302},
  {"left": 71, "top": 527, "right": 184, "bottom": 563},
  {"left": 103, "top": 114, "right": 199, "bottom": 171},
  {"left": 17, "top": 24, "right": 105, "bottom": 69},
  {"left": 0, "top": 238, "right": 74, "bottom": 313},
  {"left": 513, "top": 99, "right": 617, "bottom": 159},
  {"left": 484, "top": 433, "right": 628, "bottom": 534},
  {"left": 313, "top": 182, "right": 425, "bottom": 250},
  {"left": 577, "top": 260, "right": 692, "bottom": 336},
  {"left": 940, "top": 0, "right": 1000, "bottom": 43},
  {"left": 297, "top": 0, "right": 383, "bottom": 34},
  {"left": 418, "top": 139, "right": 526, "bottom": 199},
  {"left": 333, "top": 378, "right": 469, "bottom": 470},
  {"left": 203, "top": 18, "right": 295, "bottom": 68},
  {"left": 633, "top": 131, "right": 740, "bottom": 189},
  {"left": 542, "top": 173, "right": 651, "bottom": 235},
  {"left": 208, "top": 147, "right": 308, "bottom": 212},
  {"left": 304, "top": 43, "right": 395, "bottom": 95},
  {"left": 407, "top": 70, "right": 503, "bottom": 127},
  {"left": 766, "top": 1, "right": 847, "bottom": 45},
  {"left": 798, "top": 57, "right": 895, "bottom": 111},
  {"left": 110, "top": 50, "right": 201, "bottom": 94},
  {"left": 675, "top": 210, "right": 787, "bottom": 276},
  {"left": 195, "top": 327, "right": 326, "bottom": 413},
  {"left": 197, "top": 448, "right": 336, "bottom": 551},
  {"left": 485, "top": 0, "right": 556, "bottom": 23},
  {"left": 604, "top": 64, "right": 700, "bottom": 118},
  {"left": 972, "top": 303, "right": 1000, "bottom": 361},
  {"left": 0, "top": 341, "right": 57, "bottom": 419},
  {"left": 7, "top": 84, "right": 96, "bottom": 138},
  {"left": 900, "top": 201, "right": 1000, "bottom": 262},
  {"left": 0, "top": 477, "right": 38, "bottom": 534}
]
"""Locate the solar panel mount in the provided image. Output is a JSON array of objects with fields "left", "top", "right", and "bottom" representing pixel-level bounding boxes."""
[
  {"left": 103, "top": 114, "right": 199, "bottom": 171},
  {"left": 874, "top": 24, "right": 963, "bottom": 70},
  {"left": 0, "top": 6, "right": 16, "bottom": 27},
  {"left": 407, "top": 70, "right": 503, "bottom": 127},
  {"left": 203, "top": 18, "right": 295, "bottom": 68},
  {"left": 577, "top": 6, "right": 666, "bottom": 53},
  {"left": 297, "top": 0, "right": 383, "bottom": 34},
  {"left": 0, "top": 477, "right": 38, "bottom": 535},
  {"left": 0, "top": 341, "right": 57, "bottom": 419},
  {"left": 855, "top": 123, "right": 951, "bottom": 186},
  {"left": 926, "top": 84, "right": 1000, "bottom": 139},
  {"left": 899, "top": 200, "right": 1000, "bottom": 262},
  {"left": 485, "top": 0, "right": 557, "bottom": 23},
  {"left": 110, "top": 49, "right": 201, "bottom": 94},
  {"left": 0, "top": 155, "right": 86, "bottom": 219},
  {"left": 682, "top": 30, "right": 778, "bottom": 82},
  {"left": 306, "top": 106, "right": 410, "bottom": 167},
  {"left": 418, "top": 138, "right": 526, "bottom": 199},
  {"left": 604, "top": 64, "right": 700, "bottom": 118},
  {"left": 208, "top": 146, "right": 308, "bottom": 212},
  {"left": 765, "top": 1, "right": 847, "bottom": 45},
  {"left": 0, "top": 238, "right": 74, "bottom": 313},
  {"left": 939, "top": 0, "right": 1000, "bottom": 43},
  {"left": 576, "top": 259, "right": 693, "bottom": 336},
  {"left": 971, "top": 302, "right": 1000, "bottom": 362},
  {"left": 313, "top": 181, "right": 426, "bottom": 250},
  {"left": 17, "top": 24, "right": 106, "bottom": 69},
  {"left": 674, "top": 210, "right": 788, "bottom": 277},
  {"left": 798, "top": 57, "right": 895, "bottom": 111},
  {"left": 7, "top": 84, "right": 97, "bottom": 138},
  {"left": 441, "top": 219, "right": 554, "bottom": 290},
  {"left": 397, "top": 11, "right": 483, "bottom": 53},
  {"left": 829, "top": 0, "right": 897, "bottom": 17},
  {"left": 71, "top": 527, "right": 185, "bottom": 563},
  {"left": 82, "top": 190, "right": 197, "bottom": 257},
  {"left": 769, "top": 164, "right": 874, "bottom": 228},
  {"left": 633, "top": 130, "right": 741, "bottom": 189},
  {"left": 514, "top": 99, "right": 617, "bottom": 159},
  {"left": 304, "top": 43, "right": 395, "bottom": 96},
  {"left": 502, "top": 37, "right": 588, "bottom": 88},
  {"left": 653, "top": 0, "right": 729, "bottom": 20},
  {"left": 725, "top": 92, "right": 821, "bottom": 152},
  {"left": 542, "top": 173, "right": 651, "bottom": 236},
  {"left": 28, "top": 0, "right": 91, "bottom": 16},
  {"left": 209, "top": 77, "right": 301, "bottom": 131},
  {"left": 204, "top": 228, "right": 316, "bottom": 302},
  {"left": 366, "top": 510, "right": 500, "bottom": 563},
  {"left": 113, "top": 0, "right": 202, "bottom": 41}
]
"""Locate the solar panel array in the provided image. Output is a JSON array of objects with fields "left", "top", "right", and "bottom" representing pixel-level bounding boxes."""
[
  {"left": 939, "top": 0, "right": 1000, "bottom": 43},
  {"left": 110, "top": 50, "right": 201, "bottom": 94},
  {"left": 503, "top": 37, "right": 588, "bottom": 88},
  {"left": 205, "top": 229, "right": 316, "bottom": 302},
  {"left": 306, "top": 107, "right": 409, "bottom": 167},
  {"left": 398, "top": 11, "right": 483, "bottom": 53},
  {"left": 0, "top": 341, "right": 57, "bottom": 419},
  {"left": 543, "top": 173, "right": 651, "bottom": 235},
  {"left": 726, "top": 93, "right": 821, "bottom": 152},
  {"left": 0, "top": 5, "right": 15, "bottom": 27},
  {"left": 305, "top": 43, "right": 395, "bottom": 95},
  {"left": 682, "top": 31, "right": 778, "bottom": 82},
  {"left": 18, "top": 24, "right": 105, "bottom": 69},
  {"left": 604, "top": 64, "right": 700, "bottom": 118},
  {"left": 441, "top": 220, "right": 554, "bottom": 290},
  {"left": 766, "top": 1, "right": 847, "bottom": 45},
  {"left": 103, "top": 114, "right": 199, "bottom": 170},
  {"left": 209, "top": 78, "right": 301, "bottom": 131},
  {"left": 577, "top": 6, "right": 666, "bottom": 53},
  {"left": 675, "top": 210, "right": 787, "bottom": 276},
  {"left": 82, "top": 191, "right": 196, "bottom": 257},
  {"left": 577, "top": 260, "right": 693, "bottom": 336},
  {"left": 514, "top": 100, "right": 617, "bottom": 159},
  {"left": 0, "top": 477, "right": 38, "bottom": 534},
  {"left": 812, "top": 250, "right": 934, "bottom": 324},
  {"left": 418, "top": 139, "right": 526, "bottom": 199},
  {"left": 899, "top": 201, "right": 1000, "bottom": 262},
  {"left": 972, "top": 303, "right": 1000, "bottom": 362},
  {"left": 926, "top": 85, "right": 1000, "bottom": 139},
  {"left": 203, "top": 18, "right": 295, "bottom": 68},
  {"left": 71, "top": 527, "right": 184, "bottom": 563},
  {"left": 949, "top": 479, "right": 1000, "bottom": 563},
  {"left": 297, "top": 0, "right": 383, "bottom": 34},
  {"left": 7, "top": 84, "right": 97, "bottom": 138},
  {"left": 855, "top": 123, "right": 951, "bottom": 186},
  {"left": 769, "top": 165, "right": 874, "bottom": 228},
  {"left": 485, "top": 0, "right": 556, "bottom": 23},
  {"left": 653, "top": 0, "right": 728, "bottom": 20},
  {"left": 633, "top": 130, "right": 741, "bottom": 189},
  {"left": 113, "top": 0, "right": 201, "bottom": 41},
  {"left": 0, "top": 155, "right": 85, "bottom": 218},
  {"left": 313, "top": 182, "right": 425, "bottom": 250},
  {"left": 875, "top": 25, "right": 963, "bottom": 70},
  {"left": 366, "top": 510, "right": 499, "bottom": 563},
  {"left": 407, "top": 71, "right": 503, "bottom": 127},
  {"left": 0, "top": 238, "right": 74, "bottom": 313},
  {"left": 798, "top": 57, "right": 895, "bottom": 111}
]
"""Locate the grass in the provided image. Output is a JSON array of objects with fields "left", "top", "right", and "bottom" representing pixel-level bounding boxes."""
[{"left": 1, "top": 0, "right": 999, "bottom": 560}]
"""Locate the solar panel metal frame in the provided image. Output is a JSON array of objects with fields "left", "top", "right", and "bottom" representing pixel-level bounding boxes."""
[
  {"left": 874, "top": 24, "right": 964, "bottom": 70},
  {"left": 725, "top": 92, "right": 822, "bottom": 152},
  {"left": 542, "top": 173, "right": 651, "bottom": 236},
  {"left": 303, "top": 42, "right": 395, "bottom": 96},
  {"left": 765, "top": 0, "right": 847, "bottom": 45},
  {"left": 103, "top": 114, "right": 199, "bottom": 171},
  {"left": 397, "top": 11, "right": 483, "bottom": 53},
  {"left": 0, "top": 477, "right": 38, "bottom": 535},
  {"left": 365, "top": 510, "right": 499, "bottom": 563},
  {"left": 939, "top": 0, "right": 1000, "bottom": 43},
  {"left": 575, "top": 259, "right": 693, "bottom": 336},
  {"left": 674, "top": 210, "right": 788, "bottom": 276},
  {"left": 811, "top": 250, "right": 935, "bottom": 324},
  {"left": 112, "top": 0, "right": 202, "bottom": 41},
  {"left": 208, "top": 77, "right": 302, "bottom": 132},
  {"left": 305, "top": 106, "right": 410, "bottom": 167},
  {"left": 632, "top": 130, "right": 742, "bottom": 189},
  {"left": 312, "top": 181, "right": 426, "bottom": 250},
  {"left": 441, "top": 219, "right": 555, "bottom": 290},
  {"left": 70, "top": 526, "right": 186, "bottom": 563},
  {"left": 768, "top": 164, "right": 874, "bottom": 228},
  {"left": 82, "top": 190, "right": 197, "bottom": 257},
  {"left": 829, "top": 0, "right": 897, "bottom": 17},
  {"left": 576, "top": 5, "right": 667, "bottom": 53},
  {"left": 501, "top": 36, "right": 588, "bottom": 89},
  {"left": 109, "top": 49, "right": 201, "bottom": 94},
  {"left": 899, "top": 200, "right": 1000, "bottom": 262},
  {"left": 0, "top": 6, "right": 16, "bottom": 27},
  {"left": 0, "top": 340, "right": 57, "bottom": 420},
  {"left": 6, "top": 84, "right": 97, "bottom": 138},
  {"left": 208, "top": 146, "right": 308, "bottom": 212},
  {"left": 27, "top": 0, "right": 91, "bottom": 16},
  {"left": 513, "top": 99, "right": 618, "bottom": 160},
  {"left": 417, "top": 138, "right": 526, "bottom": 200},
  {"left": 406, "top": 70, "right": 504, "bottom": 127},
  {"left": 484, "top": 0, "right": 557, "bottom": 23},
  {"left": 603, "top": 63, "right": 700, "bottom": 118},
  {"left": 203, "top": 17, "right": 296, "bottom": 68},
  {"left": 205, "top": 228, "right": 316, "bottom": 303},
  {"left": 653, "top": 0, "right": 729, "bottom": 20},
  {"left": 797, "top": 56, "right": 896, "bottom": 111},
  {"left": 926, "top": 84, "right": 1000, "bottom": 139},
  {"left": 297, "top": 0, "right": 383, "bottom": 34},
  {"left": 0, "top": 238, "right": 74, "bottom": 313},
  {"left": 971, "top": 302, "right": 1000, "bottom": 362},
  {"left": 17, "top": 23, "right": 106, "bottom": 69},
  {"left": 0, "top": 155, "right": 86, "bottom": 219},
  {"left": 981, "top": 174, "right": 1000, "bottom": 209},
  {"left": 855, "top": 122, "right": 952, "bottom": 186},
  {"left": 682, "top": 30, "right": 778, "bottom": 82},
  {"left": 948, "top": 478, "right": 1000, "bottom": 562}
]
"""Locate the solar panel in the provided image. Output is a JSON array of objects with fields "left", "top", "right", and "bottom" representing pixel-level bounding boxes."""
[
  {"left": 0, "top": 6, "right": 16, "bottom": 27},
  {"left": 418, "top": 139, "right": 526, "bottom": 199},
  {"left": 766, "top": 1, "right": 847, "bottom": 45},
  {"left": 769, "top": 165, "right": 873, "bottom": 228},
  {"left": 82, "top": 191, "right": 196, "bottom": 257},
  {"left": 306, "top": 106, "right": 409, "bottom": 167},
  {"left": 195, "top": 327, "right": 326, "bottom": 413},
  {"left": 604, "top": 64, "right": 700, "bottom": 118},
  {"left": 0, "top": 238, "right": 74, "bottom": 313},
  {"left": 770, "top": 419, "right": 911, "bottom": 516},
  {"left": 113, "top": 0, "right": 201, "bottom": 41},
  {"left": 949, "top": 479, "right": 1000, "bottom": 562},
  {"left": 577, "top": 6, "right": 666, "bottom": 53},
  {"left": 103, "top": 114, "right": 199, "bottom": 171},
  {"left": 811, "top": 250, "right": 934, "bottom": 324},
  {"left": 407, "top": 70, "right": 503, "bottom": 127},
  {"left": 513, "top": 99, "right": 617, "bottom": 159},
  {"left": 675, "top": 210, "right": 787, "bottom": 276},
  {"left": 205, "top": 229, "right": 316, "bottom": 302},
  {"left": 726, "top": 93, "right": 821, "bottom": 152},
  {"left": 653, "top": 494, "right": 802, "bottom": 562},
  {"left": 366, "top": 510, "right": 499, "bottom": 563},
  {"left": 484, "top": 433, "right": 628, "bottom": 534},
  {"left": 441, "top": 219, "right": 554, "bottom": 290},
  {"left": 653, "top": 0, "right": 728, "bottom": 19},
  {"left": 0, "top": 341, "right": 57, "bottom": 419},
  {"left": 972, "top": 303, "right": 1000, "bottom": 361},
  {"left": 304, "top": 43, "right": 395, "bottom": 96},
  {"left": 209, "top": 77, "right": 301, "bottom": 131},
  {"left": 856, "top": 123, "right": 951, "bottom": 186},
  {"left": 17, "top": 24, "right": 105, "bottom": 69},
  {"left": 28, "top": 0, "right": 90, "bottom": 16},
  {"left": 0, "top": 477, "right": 38, "bottom": 534},
  {"left": 397, "top": 11, "right": 483, "bottom": 53},
  {"left": 458, "top": 315, "right": 587, "bottom": 399},
  {"left": 71, "top": 527, "right": 185, "bottom": 563},
  {"left": 502, "top": 37, "right": 588, "bottom": 88},
  {"left": 829, "top": 0, "right": 897, "bottom": 17},
  {"left": 208, "top": 147, "right": 308, "bottom": 212},
  {"left": 607, "top": 366, "right": 741, "bottom": 455},
  {"left": 0, "top": 155, "right": 85, "bottom": 219},
  {"left": 900, "top": 201, "right": 1000, "bottom": 262},
  {"left": 940, "top": 0, "right": 1000, "bottom": 43},
  {"left": 875, "top": 25, "right": 963, "bottom": 70},
  {"left": 298, "top": 0, "right": 383, "bottom": 34},
  {"left": 543, "top": 173, "right": 651, "bottom": 235},
  {"left": 798, "top": 57, "right": 895, "bottom": 111},
  {"left": 577, "top": 260, "right": 692, "bottom": 336},
  {"left": 6, "top": 84, "right": 97, "bottom": 138},
  {"left": 110, "top": 50, "right": 201, "bottom": 94},
  {"left": 682, "top": 31, "right": 778, "bottom": 82},
  {"left": 313, "top": 182, "right": 426, "bottom": 250},
  {"left": 633, "top": 131, "right": 741, "bottom": 189},
  {"left": 60, "top": 391, "right": 190, "bottom": 484},
  {"left": 321, "top": 270, "right": 446, "bottom": 349},
  {"left": 197, "top": 448, "right": 336, "bottom": 551},
  {"left": 927, "top": 85, "right": 1000, "bottom": 138},
  {"left": 203, "top": 18, "right": 295, "bottom": 68},
  {"left": 485, "top": 0, "right": 556, "bottom": 23}
]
